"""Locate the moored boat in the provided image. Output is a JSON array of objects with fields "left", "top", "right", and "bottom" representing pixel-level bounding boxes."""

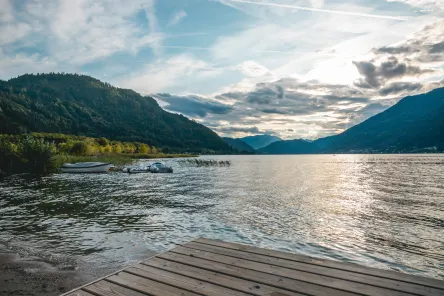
[
  {"left": 60, "top": 162, "right": 113, "bottom": 173},
  {"left": 149, "top": 162, "right": 173, "bottom": 173}
]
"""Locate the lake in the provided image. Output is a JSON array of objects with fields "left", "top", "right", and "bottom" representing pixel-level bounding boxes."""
[{"left": 0, "top": 154, "right": 443, "bottom": 284}]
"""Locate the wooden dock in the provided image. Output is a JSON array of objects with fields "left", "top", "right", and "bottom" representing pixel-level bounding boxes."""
[{"left": 63, "top": 238, "right": 444, "bottom": 296}]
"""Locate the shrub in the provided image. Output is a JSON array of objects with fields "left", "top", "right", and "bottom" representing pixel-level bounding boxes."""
[
  {"left": 18, "top": 136, "right": 56, "bottom": 175},
  {"left": 70, "top": 141, "right": 88, "bottom": 156},
  {"left": 97, "top": 137, "right": 109, "bottom": 146},
  {"left": 138, "top": 144, "right": 149, "bottom": 154},
  {"left": 0, "top": 136, "right": 56, "bottom": 175}
]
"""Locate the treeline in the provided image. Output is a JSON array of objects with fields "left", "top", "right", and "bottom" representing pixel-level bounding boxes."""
[{"left": 31, "top": 133, "right": 160, "bottom": 155}]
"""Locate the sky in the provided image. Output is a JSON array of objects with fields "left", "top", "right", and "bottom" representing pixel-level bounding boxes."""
[{"left": 1, "top": 0, "right": 443, "bottom": 139}]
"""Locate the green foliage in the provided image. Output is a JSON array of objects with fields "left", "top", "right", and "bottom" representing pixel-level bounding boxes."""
[
  {"left": 0, "top": 73, "right": 230, "bottom": 152},
  {"left": 138, "top": 144, "right": 149, "bottom": 154},
  {"left": 70, "top": 141, "right": 89, "bottom": 156},
  {"left": 0, "top": 135, "right": 56, "bottom": 175},
  {"left": 97, "top": 137, "right": 108, "bottom": 146}
]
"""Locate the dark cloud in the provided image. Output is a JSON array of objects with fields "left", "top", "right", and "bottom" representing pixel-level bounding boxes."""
[
  {"left": 371, "top": 20, "right": 444, "bottom": 64},
  {"left": 429, "top": 41, "right": 444, "bottom": 54},
  {"left": 246, "top": 87, "right": 279, "bottom": 104},
  {"left": 379, "top": 82, "right": 423, "bottom": 96},
  {"left": 276, "top": 85, "right": 285, "bottom": 99},
  {"left": 216, "top": 126, "right": 261, "bottom": 134},
  {"left": 375, "top": 46, "right": 420, "bottom": 55},
  {"left": 260, "top": 108, "right": 290, "bottom": 115},
  {"left": 215, "top": 92, "right": 245, "bottom": 101},
  {"left": 353, "top": 57, "right": 432, "bottom": 89},
  {"left": 155, "top": 93, "right": 233, "bottom": 118},
  {"left": 287, "top": 129, "right": 294, "bottom": 132}
]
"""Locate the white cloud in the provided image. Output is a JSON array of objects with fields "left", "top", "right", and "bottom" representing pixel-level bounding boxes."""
[
  {"left": 0, "top": 0, "right": 14, "bottom": 22},
  {"left": 223, "top": 0, "right": 409, "bottom": 20},
  {"left": 3, "top": 0, "right": 161, "bottom": 66},
  {"left": 168, "top": 10, "right": 187, "bottom": 27},
  {"left": 0, "top": 50, "right": 59, "bottom": 78},
  {"left": 0, "top": 23, "right": 32, "bottom": 45},
  {"left": 386, "top": 0, "right": 444, "bottom": 12},
  {"left": 236, "top": 61, "right": 270, "bottom": 77},
  {"left": 117, "top": 55, "right": 218, "bottom": 94}
]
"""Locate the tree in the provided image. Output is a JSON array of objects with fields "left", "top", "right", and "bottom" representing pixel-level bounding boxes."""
[
  {"left": 70, "top": 141, "right": 88, "bottom": 156},
  {"left": 97, "top": 137, "right": 108, "bottom": 146},
  {"left": 113, "top": 143, "right": 123, "bottom": 153},
  {"left": 161, "top": 146, "right": 172, "bottom": 154},
  {"left": 138, "top": 144, "right": 149, "bottom": 154}
]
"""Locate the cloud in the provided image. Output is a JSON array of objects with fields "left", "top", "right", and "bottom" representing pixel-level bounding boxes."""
[
  {"left": 0, "top": 0, "right": 14, "bottom": 23},
  {"left": 223, "top": 0, "right": 409, "bottom": 20},
  {"left": 0, "top": 0, "right": 165, "bottom": 67},
  {"left": 385, "top": 0, "right": 444, "bottom": 12},
  {"left": 353, "top": 57, "right": 433, "bottom": 88},
  {"left": 216, "top": 126, "right": 262, "bottom": 134},
  {"left": 379, "top": 82, "right": 423, "bottom": 96},
  {"left": 236, "top": 61, "right": 270, "bottom": 77},
  {"left": 168, "top": 10, "right": 187, "bottom": 27},
  {"left": 117, "top": 54, "right": 222, "bottom": 93},
  {"left": 372, "top": 20, "right": 444, "bottom": 63},
  {"left": 154, "top": 93, "right": 233, "bottom": 118}
]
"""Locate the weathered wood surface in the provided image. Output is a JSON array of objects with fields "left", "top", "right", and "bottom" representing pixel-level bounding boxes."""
[{"left": 62, "top": 238, "right": 444, "bottom": 296}]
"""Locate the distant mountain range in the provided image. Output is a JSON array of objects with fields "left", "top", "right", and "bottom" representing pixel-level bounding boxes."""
[
  {"left": 238, "top": 135, "right": 282, "bottom": 150},
  {"left": 0, "top": 73, "right": 229, "bottom": 152},
  {"left": 222, "top": 137, "right": 256, "bottom": 153},
  {"left": 258, "top": 87, "right": 444, "bottom": 154}
]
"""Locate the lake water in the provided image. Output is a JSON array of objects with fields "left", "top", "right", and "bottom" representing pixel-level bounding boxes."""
[{"left": 0, "top": 154, "right": 443, "bottom": 281}]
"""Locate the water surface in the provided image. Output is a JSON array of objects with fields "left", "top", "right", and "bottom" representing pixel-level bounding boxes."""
[{"left": 0, "top": 154, "right": 443, "bottom": 279}]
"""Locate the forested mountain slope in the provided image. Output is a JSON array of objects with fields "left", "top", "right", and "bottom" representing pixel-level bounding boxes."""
[{"left": 0, "top": 73, "right": 230, "bottom": 152}]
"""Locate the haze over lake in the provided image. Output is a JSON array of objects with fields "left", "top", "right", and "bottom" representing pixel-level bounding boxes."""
[{"left": 0, "top": 155, "right": 443, "bottom": 281}]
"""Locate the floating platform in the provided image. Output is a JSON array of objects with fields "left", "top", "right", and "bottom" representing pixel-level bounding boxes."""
[{"left": 62, "top": 238, "right": 444, "bottom": 296}]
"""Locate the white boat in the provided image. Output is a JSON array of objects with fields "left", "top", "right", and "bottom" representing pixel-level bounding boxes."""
[
  {"left": 60, "top": 162, "right": 113, "bottom": 173},
  {"left": 149, "top": 162, "right": 173, "bottom": 173},
  {"left": 123, "top": 167, "right": 150, "bottom": 174}
]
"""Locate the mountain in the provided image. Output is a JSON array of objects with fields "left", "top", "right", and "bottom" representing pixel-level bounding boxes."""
[
  {"left": 223, "top": 137, "right": 256, "bottom": 153},
  {"left": 320, "top": 87, "right": 444, "bottom": 153},
  {"left": 0, "top": 73, "right": 230, "bottom": 152},
  {"left": 258, "top": 139, "right": 314, "bottom": 154},
  {"left": 259, "top": 87, "right": 444, "bottom": 154},
  {"left": 239, "top": 135, "right": 282, "bottom": 149}
]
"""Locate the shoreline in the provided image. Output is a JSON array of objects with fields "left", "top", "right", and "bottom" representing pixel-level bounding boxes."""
[{"left": 0, "top": 248, "right": 91, "bottom": 296}]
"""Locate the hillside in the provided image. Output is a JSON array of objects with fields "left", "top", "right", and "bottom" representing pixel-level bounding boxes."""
[
  {"left": 258, "top": 139, "right": 313, "bottom": 154},
  {"left": 239, "top": 135, "right": 282, "bottom": 149},
  {"left": 223, "top": 137, "right": 256, "bottom": 153},
  {"left": 0, "top": 73, "right": 230, "bottom": 152},
  {"left": 318, "top": 87, "right": 444, "bottom": 153},
  {"left": 259, "top": 87, "right": 444, "bottom": 154}
]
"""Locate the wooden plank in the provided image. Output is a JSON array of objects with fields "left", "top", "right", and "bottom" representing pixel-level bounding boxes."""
[
  {"left": 65, "top": 291, "right": 96, "bottom": 296},
  {"left": 106, "top": 271, "right": 202, "bottom": 296},
  {"left": 196, "top": 238, "right": 444, "bottom": 290},
  {"left": 170, "top": 245, "right": 416, "bottom": 296},
  {"left": 83, "top": 280, "right": 148, "bottom": 296},
  {"left": 157, "top": 250, "right": 360, "bottom": 296},
  {"left": 126, "top": 265, "right": 247, "bottom": 296},
  {"left": 185, "top": 241, "right": 441, "bottom": 296},
  {"left": 141, "top": 258, "right": 305, "bottom": 296}
]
